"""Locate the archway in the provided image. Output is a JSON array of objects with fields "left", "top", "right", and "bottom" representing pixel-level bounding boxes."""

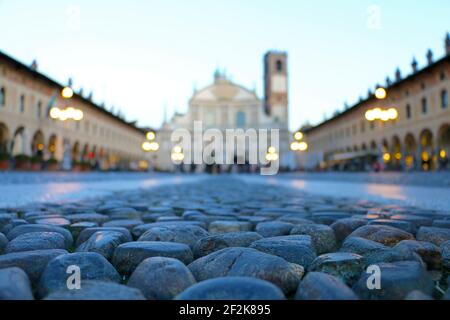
[
  {"left": 48, "top": 134, "right": 58, "bottom": 158},
  {"left": 419, "top": 129, "right": 434, "bottom": 171},
  {"left": 391, "top": 136, "right": 402, "bottom": 168},
  {"left": 438, "top": 124, "right": 450, "bottom": 169},
  {"left": 31, "top": 130, "right": 45, "bottom": 158},
  {"left": 404, "top": 133, "right": 417, "bottom": 170},
  {"left": 72, "top": 141, "right": 80, "bottom": 161},
  {"left": 11, "top": 126, "right": 26, "bottom": 156},
  {"left": 0, "top": 123, "right": 10, "bottom": 154}
]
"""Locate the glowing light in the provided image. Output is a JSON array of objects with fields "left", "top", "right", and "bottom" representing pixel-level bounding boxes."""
[
  {"left": 375, "top": 87, "right": 387, "bottom": 100},
  {"left": 171, "top": 152, "right": 185, "bottom": 162},
  {"left": 365, "top": 107, "right": 398, "bottom": 122},
  {"left": 49, "top": 107, "right": 83, "bottom": 121},
  {"left": 440, "top": 150, "right": 447, "bottom": 159},
  {"left": 405, "top": 155, "right": 414, "bottom": 168},
  {"left": 383, "top": 153, "right": 391, "bottom": 162},
  {"left": 298, "top": 142, "right": 308, "bottom": 151},
  {"left": 173, "top": 146, "right": 182, "bottom": 154},
  {"left": 387, "top": 108, "right": 398, "bottom": 120},
  {"left": 61, "top": 87, "right": 74, "bottom": 99},
  {"left": 265, "top": 153, "right": 279, "bottom": 161},
  {"left": 422, "top": 152, "right": 430, "bottom": 162},
  {"left": 139, "top": 160, "right": 149, "bottom": 170},
  {"left": 146, "top": 132, "right": 156, "bottom": 141},
  {"left": 142, "top": 142, "right": 152, "bottom": 152},
  {"left": 294, "top": 132, "right": 304, "bottom": 141},
  {"left": 291, "top": 142, "right": 300, "bottom": 151},
  {"left": 394, "top": 153, "right": 402, "bottom": 160},
  {"left": 268, "top": 146, "right": 277, "bottom": 154},
  {"left": 37, "top": 143, "right": 44, "bottom": 151}
]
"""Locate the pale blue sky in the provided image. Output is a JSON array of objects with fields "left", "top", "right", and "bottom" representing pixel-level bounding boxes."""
[{"left": 1, "top": 0, "right": 449, "bottom": 130}]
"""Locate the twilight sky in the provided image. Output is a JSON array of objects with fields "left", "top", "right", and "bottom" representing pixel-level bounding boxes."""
[{"left": 1, "top": 0, "right": 449, "bottom": 130}]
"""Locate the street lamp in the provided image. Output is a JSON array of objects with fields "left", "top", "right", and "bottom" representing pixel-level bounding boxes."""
[
  {"left": 171, "top": 146, "right": 185, "bottom": 162},
  {"left": 50, "top": 86, "right": 83, "bottom": 121},
  {"left": 291, "top": 131, "right": 308, "bottom": 152},
  {"left": 265, "top": 146, "right": 279, "bottom": 162},
  {"left": 365, "top": 108, "right": 398, "bottom": 122},
  {"left": 375, "top": 87, "right": 387, "bottom": 100}
]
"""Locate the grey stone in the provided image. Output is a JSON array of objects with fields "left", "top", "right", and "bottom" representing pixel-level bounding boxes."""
[
  {"left": 69, "top": 222, "right": 99, "bottom": 240},
  {"left": 0, "top": 232, "right": 7, "bottom": 254},
  {"left": 138, "top": 224, "right": 209, "bottom": 249},
  {"left": 250, "top": 235, "right": 317, "bottom": 268},
  {"left": 417, "top": 227, "right": 450, "bottom": 246},
  {"left": 35, "top": 217, "right": 71, "bottom": 228},
  {"left": 176, "top": 277, "right": 285, "bottom": 300},
  {"left": 128, "top": 257, "right": 196, "bottom": 300},
  {"left": 76, "top": 227, "right": 132, "bottom": 247},
  {"left": 391, "top": 214, "right": 433, "bottom": 228},
  {"left": 76, "top": 231, "right": 129, "bottom": 260},
  {"left": 188, "top": 247, "right": 304, "bottom": 294},
  {"left": 255, "top": 221, "right": 294, "bottom": 237},
  {"left": 368, "top": 219, "right": 416, "bottom": 234},
  {"left": 44, "top": 281, "right": 145, "bottom": 300},
  {"left": 107, "top": 207, "right": 142, "bottom": 220},
  {"left": 394, "top": 240, "right": 442, "bottom": 270},
  {"left": 65, "top": 213, "right": 109, "bottom": 224},
  {"left": 193, "top": 232, "right": 263, "bottom": 258},
  {"left": 331, "top": 218, "right": 368, "bottom": 243},
  {"left": 295, "top": 272, "right": 358, "bottom": 300},
  {"left": 5, "top": 232, "right": 67, "bottom": 253},
  {"left": 348, "top": 225, "right": 414, "bottom": 247},
  {"left": 433, "top": 220, "right": 450, "bottom": 229},
  {"left": 1, "top": 219, "right": 28, "bottom": 235},
  {"left": 311, "top": 212, "right": 352, "bottom": 225},
  {"left": 7, "top": 224, "right": 73, "bottom": 248},
  {"left": 38, "top": 252, "right": 121, "bottom": 297},
  {"left": 0, "top": 249, "right": 67, "bottom": 284},
  {"left": 276, "top": 216, "right": 314, "bottom": 225},
  {"left": 113, "top": 241, "right": 193, "bottom": 275},
  {"left": 0, "top": 267, "right": 34, "bottom": 300},
  {"left": 102, "top": 219, "right": 143, "bottom": 230},
  {"left": 308, "top": 252, "right": 365, "bottom": 286},
  {"left": 208, "top": 221, "right": 252, "bottom": 234},
  {"left": 353, "top": 261, "right": 434, "bottom": 300},
  {"left": 132, "top": 221, "right": 206, "bottom": 238},
  {"left": 290, "top": 224, "right": 337, "bottom": 254}
]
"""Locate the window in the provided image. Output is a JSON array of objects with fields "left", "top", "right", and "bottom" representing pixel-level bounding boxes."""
[
  {"left": 442, "top": 90, "right": 448, "bottom": 109},
  {"left": 37, "top": 101, "right": 42, "bottom": 118},
  {"left": 406, "top": 104, "right": 412, "bottom": 119},
  {"left": 19, "top": 95, "right": 25, "bottom": 113},
  {"left": 276, "top": 60, "right": 283, "bottom": 72},
  {"left": 236, "top": 111, "right": 246, "bottom": 127},
  {"left": 0, "top": 87, "right": 5, "bottom": 107},
  {"left": 441, "top": 72, "right": 446, "bottom": 81},
  {"left": 421, "top": 98, "right": 428, "bottom": 114}
]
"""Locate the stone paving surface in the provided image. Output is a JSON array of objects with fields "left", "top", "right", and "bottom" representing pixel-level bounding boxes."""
[{"left": 0, "top": 176, "right": 449, "bottom": 300}]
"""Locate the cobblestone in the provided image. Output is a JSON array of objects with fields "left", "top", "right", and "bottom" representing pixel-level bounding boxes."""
[{"left": 0, "top": 176, "right": 449, "bottom": 300}]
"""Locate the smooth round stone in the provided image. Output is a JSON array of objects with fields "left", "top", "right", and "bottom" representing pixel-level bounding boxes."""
[
  {"left": 353, "top": 261, "right": 434, "bottom": 300},
  {"left": 417, "top": 227, "right": 450, "bottom": 246},
  {"left": 390, "top": 214, "right": 433, "bottom": 228},
  {"left": 156, "top": 216, "right": 182, "bottom": 222},
  {"left": 276, "top": 216, "right": 314, "bottom": 225},
  {"left": 132, "top": 221, "right": 207, "bottom": 238},
  {"left": 308, "top": 253, "right": 365, "bottom": 286},
  {"left": 0, "top": 232, "right": 7, "bottom": 254},
  {"left": 311, "top": 212, "right": 352, "bottom": 225},
  {"left": 138, "top": 225, "right": 209, "bottom": 249},
  {"left": 208, "top": 221, "right": 253, "bottom": 234},
  {"left": 442, "top": 240, "right": 450, "bottom": 271},
  {"left": 394, "top": 240, "right": 442, "bottom": 270},
  {"left": 188, "top": 247, "right": 304, "bottom": 294},
  {"left": 250, "top": 235, "right": 317, "bottom": 268},
  {"left": 64, "top": 213, "right": 109, "bottom": 224},
  {"left": 102, "top": 219, "right": 143, "bottom": 230},
  {"left": 404, "top": 290, "right": 433, "bottom": 300},
  {"left": 76, "top": 227, "right": 132, "bottom": 247},
  {"left": 295, "top": 272, "right": 358, "bottom": 300},
  {"left": 193, "top": 232, "right": 263, "bottom": 258},
  {"left": 0, "top": 267, "right": 34, "bottom": 300},
  {"left": 0, "top": 213, "right": 13, "bottom": 229},
  {"left": 255, "top": 221, "right": 294, "bottom": 237},
  {"left": 5, "top": 232, "right": 67, "bottom": 253},
  {"left": 107, "top": 208, "right": 142, "bottom": 220},
  {"left": 113, "top": 242, "right": 194, "bottom": 275},
  {"left": 69, "top": 222, "right": 99, "bottom": 240},
  {"left": 368, "top": 219, "right": 415, "bottom": 234},
  {"left": 7, "top": 224, "right": 73, "bottom": 248},
  {"left": 348, "top": 225, "right": 414, "bottom": 247},
  {"left": 1, "top": 219, "right": 28, "bottom": 235},
  {"left": 147, "top": 206, "right": 173, "bottom": 214},
  {"left": 433, "top": 220, "right": 450, "bottom": 229},
  {"left": 35, "top": 217, "right": 71, "bottom": 228},
  {"left": 142, "top": 213, "right": 172, "bottom": 223},
  {"left": 44, "top": 281, "right": 145, "bottom": 300},
  {"left": 0, "top": 249, "right": 68, "bottom": 284},
  {"left": 331, "top": 218, "right": 368, "bottom": 243},
  {"left": 26, "top": 214, "right": 64, "bottom": 224},
  {"left": 290, "top": 224, "right": 337, "bottom": 254},
  {"left": 176, "top": 277, "right": 285, "bottom": 300},
  {"left": 340, "top": 237, "right": 387, "bottom": 255},
  {"left": 38, "top": 252, "right": 121, "bottom": 297},
  {"left": 76, "top": 231, "right": 129, "bottom": 260},
  {"left": 128, "top": 257, "right": 196, "bottom": 300}
]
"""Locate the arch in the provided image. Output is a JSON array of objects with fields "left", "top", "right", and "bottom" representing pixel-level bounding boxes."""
[
  {"left": 391, "top": 135, "right": 402, "bottom": 166},
  {"left": 0, "top": 122, "right": 10, "bottom": 153},
  {"left": 82, "top": 143, "right": 89, "bottom": 161},
  {"left": 11, "top": 126, "right": 26, "bottom": 156},
  {"left": 72, "top": 141, "right": 80, "bottom": 161},
  {"left": 419, "top": 129, "right": 434, "bottom": 171},
  {"left": 370, "top": 141, "right": 377, "bottom": 151},
  {"left": 31, "top": 130, "right": 45, "bottom": 157},
  {"left": 48, "top": 134, "right": 58, "bottom": 157},
  {"left": 438, "top": 124, "right": 450, "bottom": 169}
]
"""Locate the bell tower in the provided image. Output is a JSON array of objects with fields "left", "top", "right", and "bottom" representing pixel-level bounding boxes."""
[{"left": 264, "top": 51, "right": 288, "bottom": 128}]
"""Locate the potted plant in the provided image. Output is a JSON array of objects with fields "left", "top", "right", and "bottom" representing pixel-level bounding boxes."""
[
  {"left": 46, "top": 158, "right": 59, "bottom": 171},
  {"left": 30, "top": 156, "right": 43, "bottom": 171},
  {"left": 14, "top": 154, "right": 31, "bottom": 171},
  {"left": 0, "top": 153, "right": 9, "bottom": 171}
]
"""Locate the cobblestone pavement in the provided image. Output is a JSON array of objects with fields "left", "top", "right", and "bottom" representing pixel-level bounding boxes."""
[{"left": 0, "top": 177, "right": 449, "bottom": 300}]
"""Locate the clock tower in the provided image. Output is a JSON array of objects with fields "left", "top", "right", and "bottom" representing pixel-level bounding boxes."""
[{"left": 264, "top": 51, "right": 288, "bottom": 129}]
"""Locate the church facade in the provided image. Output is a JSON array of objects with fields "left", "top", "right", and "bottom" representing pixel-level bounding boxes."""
[{"left": 154, "top": 51, "right": 293, "bottom": 172}]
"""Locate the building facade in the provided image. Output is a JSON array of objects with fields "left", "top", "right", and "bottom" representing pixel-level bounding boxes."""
[
  {"left": 0, "top": 51, "right": 147, "bottom": 170},
  {"left": 301, "top": 33, "right": 450, "bottom": 172},
  {"left": 154, "top": 51, "right": 293, "bottom": 172}
]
